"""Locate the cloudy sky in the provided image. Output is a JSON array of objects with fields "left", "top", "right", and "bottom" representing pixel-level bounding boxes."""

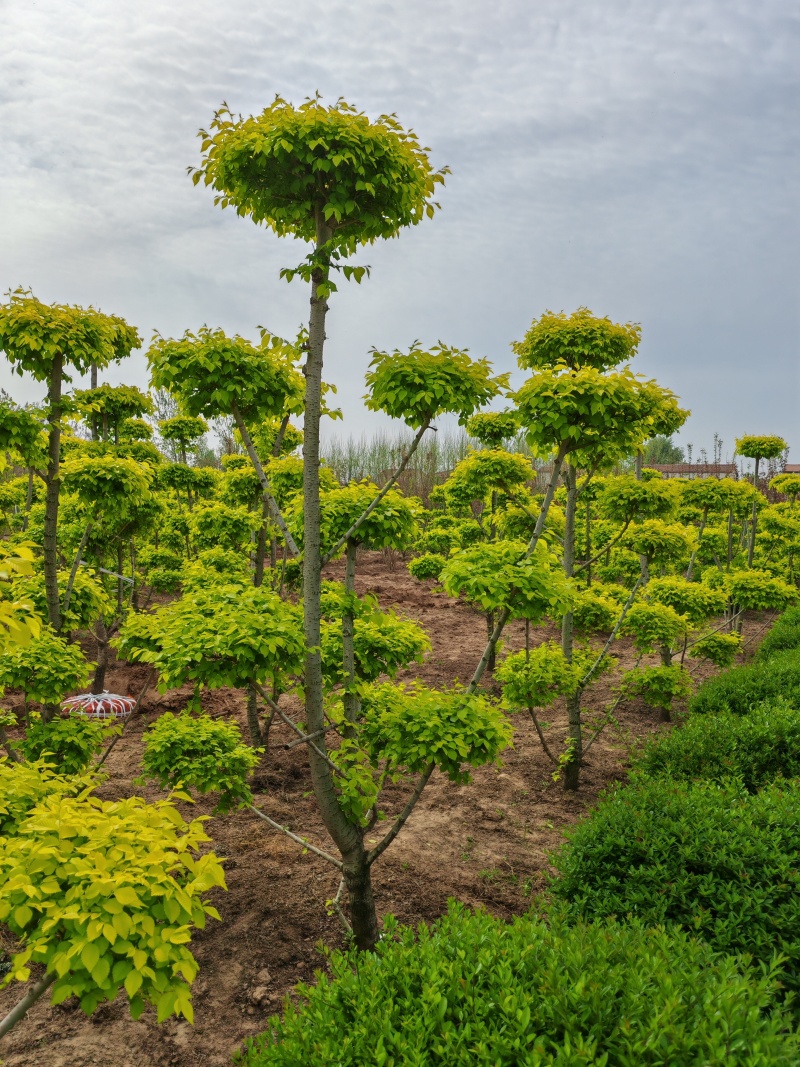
[{"left": 1, "top": 0, "right": 797, "bottom": 460}]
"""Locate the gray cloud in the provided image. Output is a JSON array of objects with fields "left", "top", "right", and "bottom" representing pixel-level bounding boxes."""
[{"left": 1, "top": 0, "right": 797, "bottom": 458}]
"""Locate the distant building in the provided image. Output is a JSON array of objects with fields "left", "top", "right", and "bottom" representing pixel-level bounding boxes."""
[
  {"left": 783, "top": 464, "right": 800, "bottom": 475},
  {"left": 648, "top": 463, "right": 738, "bottom": 480}
]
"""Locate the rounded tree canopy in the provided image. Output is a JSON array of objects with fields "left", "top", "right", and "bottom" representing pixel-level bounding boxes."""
[
  {"left": 597, "top": 475, "right": 678, "bottom": 524},
  {"left": 0, "top": 290, "right": 140, "bottom": 380},
  {"left": 148, "top": 327, "right": 303, "bottom": 423},
  {"left": 289, "top": 482, "right": 418, "bottom": 554},
  {"left": 735, "top": 435, "right": 787, "bottom": 461},
  {"left": 73, "top": 384, "right": 153, "bottom": 438},
  {"left": 465, "top": 410, "right": 521, "bottom": 447},
  {"left": 192, "top": 96, "right": 447, "bottom": 257},
  {"left": 512, "top": 308, "right": 641, "bottom": 372},
  {"left": 61, "top": 454, "right": 153, "bottom": 517},
  {"left": 440, "top": 540, "right": 572, "bottom": 622},
  {"left": 514, "top": 366, "right": 687, "bottom": 463},
  {"left": 623, "top": 520, "right": 695, "bottom": 564},
  {"left": 771, "top": 473, "right": 800, "bottom": 501},
  {"left": 444, "top": 449, "right": 533, "bottom": 507},
  {"left": 0, "top": 401, "right": 45, "bottom": 466},
  {"left": 118, "top": 417, "right": 154, "bottom": 442},
  {"left": 646, "top": 576, "right": 727, "bottom": 622},
  {"left": 678, "top": 477, "right": 736, "bottom": 512},
  {"left": 115, "top": 583, "right": 305, "bottom": 693},
  {"left": 364, "top": 342, "right": 508, "bottom": 428},
  {"left": 158, "top": 415, "right": 209, "bottom": 447}
]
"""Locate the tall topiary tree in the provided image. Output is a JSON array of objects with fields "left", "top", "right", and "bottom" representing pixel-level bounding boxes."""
[
  {"left": 736, "top": 435, "right": 787, "bottom": 565},
  {"left": 508, "top": 308, "right": 687, "bottom": 788},
  {"left": 190, "top": 97, "right": 447, "bottom": 949},
  {"left": 0, "top": 291, "right": 140, "bottom": 631}
]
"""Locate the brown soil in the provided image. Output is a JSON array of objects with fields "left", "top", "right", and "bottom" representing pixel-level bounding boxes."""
[{"left": 0, "top": 553, "right": 772, "bottom": 1066}]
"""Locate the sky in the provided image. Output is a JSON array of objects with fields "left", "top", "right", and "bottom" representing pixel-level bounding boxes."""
[{"left": 1, "top": 0, "right": 797, "bottom": 461}]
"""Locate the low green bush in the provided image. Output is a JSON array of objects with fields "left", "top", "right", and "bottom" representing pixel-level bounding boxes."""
[
  {"left": 19, "top": 715, "right": 114, "bottom": 776},
  {"left": 688, "top": 648, "right": 800, "bottom": 716},
  {"left": 635, "top": 698, "right": 800, "bottom": 790},
  {"left": 551, "top": 777, "right": 800, "bottom": 996},
  {"left": 756, "top": 606, "right": 800, "bottom": 662},
  {"left": 236, "top": 903, "right": 799, "bottom": 1066}
]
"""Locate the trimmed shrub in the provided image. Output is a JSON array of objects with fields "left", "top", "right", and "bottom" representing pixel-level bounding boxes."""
[
  {"left": 635, "top": 697, "right": 800, "bottom": 791},
  {"left": 756, "top": 606, "right": 800, "bottom": 662},
  {"left": 551, "top": 777, "right": 800, "bottom": 995},
  {"left": 407, "top": 552, "right": 446, "bottom": 582},
  {"left": 688, "top": 648, "right": 800, "bottom": 716},
  {"left": 236, "top": 904, "right": 798, "bottom": 1066}
]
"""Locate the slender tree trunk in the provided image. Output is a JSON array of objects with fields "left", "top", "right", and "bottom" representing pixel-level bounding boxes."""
[
  {"left": 342, "top": 538, "right": 360, "bottom": 729},
  {"left": 727, "top": 507, "right": 734, "bottom": 570},
  {"left": 246, "top": 685, "right": 263, "bottom": 746},
  {"left": 561, "top": 465, "right": 582, "bottom": 791},
  {"left": 22, "top": 467, "right": 34, "bottom": 531},
  {"left": 130, "top": 539, "right": 139, "bottom": 610},
  {"left": 62, "top": 520, "right": 94, "bottom": 621},
  {"left": 0, "top": 971, "right": 57, "bottom": 1039},
  {"left": 301, "top": 213, "right": 376, "bottom": 950},
  {"left": 486, "top": 611, "right": 496, "bottom": 671},
  {"left": 748, "top": 458, "right": 760, "bottom": 566},
  {"left": 43, "top": 354, "right": 64, "bottom": 632},
  {"left": 93, "top": 619, "right": 109, "bottom": 694},
  {"left": 116, "top": 541, "right": 125, "bottom": 614},
  {"left": 685, "top": 506, "right": 708, "bottom": 581},
  {"left": 585, "top": 498, "right": 592, "bottom": 586},
  {"left": 253, "top": 499, "right": 269, "bottom": 587}
]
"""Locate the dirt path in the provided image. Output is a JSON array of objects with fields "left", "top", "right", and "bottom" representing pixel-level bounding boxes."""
[{"left": 0, "top": 554, "right": 769, "bottom": 1066}]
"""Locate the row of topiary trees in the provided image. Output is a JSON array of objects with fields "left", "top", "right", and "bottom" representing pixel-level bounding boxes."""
[
  {"left": 236, "top": 604, "right": 800, "bottom": 1064},
  {"left": 0, "top": 93, "right": 797, "bottom": 1043}
]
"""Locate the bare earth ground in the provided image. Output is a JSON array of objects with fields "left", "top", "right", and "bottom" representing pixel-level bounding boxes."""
[{"left": 0, "top": 553, "right": 771, "bottom": 1067}]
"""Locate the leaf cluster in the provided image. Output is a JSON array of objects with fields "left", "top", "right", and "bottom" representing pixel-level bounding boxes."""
[
  {"left": 192, "top": 97, "right": 447, "bottom": 256},
  {"left": 141, "top": 712, "right": 259, "bottom": 813},
  {"left": 0, "top": 787, "right": 225, "bottom": 1021},
  {"left": 237, "top": 904, "right": 798, "bottom": 1067},
  {"left": 115, "top": 584, "right": 305, "bottom": 693},
  {"left": 551, "top": 776, "right": 800, "bottom": 994},
  {"left": 635, "top": 697, "right": 800, "bottom": 791},
  {"left": 0, "top": 290, "right": 140, "bottom": 380},
  {"left": 365, "top": 343, "right": 508, "bottom": 428}
]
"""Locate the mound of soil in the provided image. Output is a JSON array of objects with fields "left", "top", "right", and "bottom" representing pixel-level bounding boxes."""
[{"left": 0, "top": 553, "right": 769, "bottom": 1066}]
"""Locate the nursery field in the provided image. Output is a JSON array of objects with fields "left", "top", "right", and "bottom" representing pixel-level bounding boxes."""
[
  {"left": 3, "top": 94, "right": 800, "bottom": 1067},
  {"left": 0, "top": 551, "right": 766, "bottom": 1067}
]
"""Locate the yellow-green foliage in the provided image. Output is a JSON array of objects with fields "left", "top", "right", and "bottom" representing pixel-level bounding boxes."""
[{"left": 0, "top": 788, "right": 225, "bottom": 1022}]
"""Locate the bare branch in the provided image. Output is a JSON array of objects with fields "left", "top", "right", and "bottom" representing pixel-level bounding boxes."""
[
  {"left": 62, "top": 520, "right": 94, "bottom": 618},
  {"left": 526, "top": 704, "right": 558, "bottom": 764},
  {"left": 575, "top": 519, "right": 631, "bottom": 573},
  {"left": 94, "top": 670, "right": 155, "bottom": 770},
  {"left": 247, "top": 804, "right": 343, "bottom": 870},
  {"left": 230, "top": 400, "right": 300, "bottom": 558},
  {"left": 579, "top": 576, "right": 643, "bottom": 690},
  {"left": 322, "top": 419, "right": 431, "bottom": 566},
  {"left": 0, "top": 970, "right": 57, "bottom": 1039},
  {"left": 284, "top": 722, "right": 340, "bottom": 750},
  {"left": 329, "top": 876, "right": 351, "bottom": 934},
  {"left": 250, "top": 682, "right": 338, "bottom": 770},
  {"left": 367, "top": 764, "right": 434, "bottom": 866}
]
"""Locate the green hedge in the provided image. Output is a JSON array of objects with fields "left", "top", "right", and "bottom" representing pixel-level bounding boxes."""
[
  {"left": 687, "top": 648, "right": 800, "bottom": 716},
  {"left": 634, "top": 697, "right": 800, "bottom": 790},
  {"left": 756, "top": 606, "right": 800, "bottom": 662},
  {"left": 551, "top": 777, "right": 800, "bottom": 996},
  {"left": 236, "top": 904, "right": 798, "bottom": 1066}
]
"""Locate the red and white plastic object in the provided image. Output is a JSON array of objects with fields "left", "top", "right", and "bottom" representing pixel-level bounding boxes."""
[{"left": 60, "top": 692, "right": 136, "bottom": 721}]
